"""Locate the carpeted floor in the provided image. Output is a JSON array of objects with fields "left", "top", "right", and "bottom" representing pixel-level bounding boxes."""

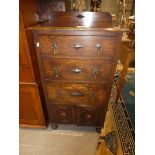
[
  {"left": 110, "top": 69, "right": 135, "bottom": 155},
  {"left": 115, "top": 62, "right": 135, "bottom": 129},
  {"left": 122, "top": 72, "right": 135, "bottom": 128},
  {"left": 20, "top": 125, "right": 99, "bottom": 155}
]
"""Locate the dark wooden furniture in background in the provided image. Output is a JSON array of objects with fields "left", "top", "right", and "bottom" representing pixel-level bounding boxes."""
[
  {"left": 38, "top": 0, "right": 71, "bottom": 22},
  {"left": 90, "top": 0, "right": 101, "bottom": 12},
  {"left": 19, "top": 0, "right": 47, "bottom": 128},
  {"left": 29, "top": 12, "right": 122, "bottom": 132}
]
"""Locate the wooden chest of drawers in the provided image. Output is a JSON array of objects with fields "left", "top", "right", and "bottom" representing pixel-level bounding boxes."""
[{"left": 30, "top": 12, "right": 122, "bottom": 132}]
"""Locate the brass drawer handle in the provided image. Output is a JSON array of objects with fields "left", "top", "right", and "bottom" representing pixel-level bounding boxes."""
[
  {"left": 71, "top": 68, "right": 82, "bottom": 73},
  {"left": 96, "top": 43, "right": 101, "bottom": 55},
  {"left": 53, "top": 67, "right": 61, "bottom": 78},
  {"left": 70, "top": 92, "right": 83, "bottom": 97},
  {"left": 51, "top": 43, "right": 58, "bottom": 55},
  {"left": 75, "top": 43, "right": 83, "bottom": 49}
]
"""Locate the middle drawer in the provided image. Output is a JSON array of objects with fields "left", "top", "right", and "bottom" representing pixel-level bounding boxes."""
[
  {"left": 42, "top": 58, "right": 112, "bottom": 82},
  {"left": 45, "top": 83, "right": 107, "bottom": 105}
]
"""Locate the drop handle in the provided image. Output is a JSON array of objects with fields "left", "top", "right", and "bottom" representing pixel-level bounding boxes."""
[
  {"left": 70, "top": 92, "right": 83, "bottom": 97},
  {"left": 96, "top": 43, "right": 101, "bottom": 55},
  {"left": 75, "top": 43, "right": 83, "bottom": 49},
  {"left": 51, "top": 43, "right": 58, "bottom": 55},
  {"left": 91, "top": 93, "right": 96, "bottom": 102},
  {"left": 53, "top": 67, "right": 61, "bottom": 78},
  {"left": 92, "top": 69, "right": 99, "bottom": 79},
  {"left": 71, "top": 68, "right": 82, "bottom": 73}
]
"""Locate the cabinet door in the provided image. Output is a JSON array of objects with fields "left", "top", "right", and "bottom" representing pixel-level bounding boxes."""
[
  {"left": 77, "top": 105, "right": 106, "bottom": 126},
  {"left": 19, "top": 84, "right": 45, "bottom": 128},
  {"left": 48, "top": 104, "right": 76, "bottom": 124}
]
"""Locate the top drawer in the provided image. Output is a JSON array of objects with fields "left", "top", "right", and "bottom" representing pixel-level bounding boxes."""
[{"left": 38, "top": 35, "right": 116, "bottom": 57}]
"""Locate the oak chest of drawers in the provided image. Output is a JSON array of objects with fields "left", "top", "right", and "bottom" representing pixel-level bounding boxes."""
[{"left": 30, "top": 12, "right": 122, "bottom": 132}]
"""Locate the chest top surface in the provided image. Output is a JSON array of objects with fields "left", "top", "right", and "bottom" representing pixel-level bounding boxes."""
[{"left": 28, "top": 12, "right": 123, "bottom": 34}]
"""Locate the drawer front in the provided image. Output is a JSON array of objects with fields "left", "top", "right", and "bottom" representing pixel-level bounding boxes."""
[
  {"left": 77, "top": 105, "right": 106, "bottom": 126},
  {"left": 48, "top": 104, "right": 76, "bottom": 124},
  {"left": 45, "top": 83, "right": 107, "bottom": 105},
  {"left": 42, "top": 58, "right": 112, "bottom": 82},
  {"left": 38, "top": 35, "right": 115, "bottom": 57}
]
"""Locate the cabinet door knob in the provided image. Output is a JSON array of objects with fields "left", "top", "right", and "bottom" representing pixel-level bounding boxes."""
[
  {"left": 87, "top": 114, "right": 92, "bottom": 119},
  {"left": 61, "top": 112, "right": 66, "bottom": 117}
]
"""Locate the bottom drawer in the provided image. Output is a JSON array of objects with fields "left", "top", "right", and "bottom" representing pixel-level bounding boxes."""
[{"left": 77, "top": 105, "right": 106, "bottom": 126}]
